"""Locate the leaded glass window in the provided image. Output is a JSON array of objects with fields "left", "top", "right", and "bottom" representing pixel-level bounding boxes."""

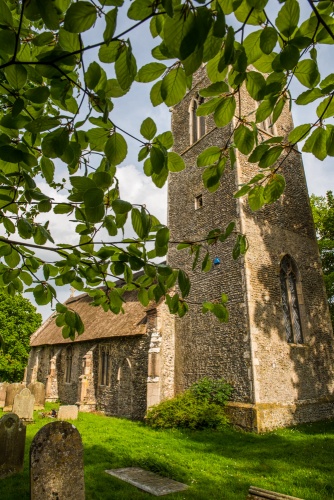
[{"left": 280, "top": 255, "right": 303, "bottom": 344}]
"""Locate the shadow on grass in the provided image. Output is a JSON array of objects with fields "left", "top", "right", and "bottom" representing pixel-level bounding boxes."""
[{"left": 1, "top": 414, "right": 334, "bottom": 500}]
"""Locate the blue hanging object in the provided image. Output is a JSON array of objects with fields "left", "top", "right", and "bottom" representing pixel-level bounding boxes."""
[{"left": 213, "top": 257, "right": 221, "bottom": 266}]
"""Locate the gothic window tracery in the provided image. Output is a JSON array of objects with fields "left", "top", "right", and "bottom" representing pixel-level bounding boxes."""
[
  {"left": 65, "top": 346, "right": 73, "bottom": 383},
  {"left": 189, "top": 95, "right": 205, "bottom": 144},
  {"left": 280, "top": 255, "right": 303, "bottom": 344}
]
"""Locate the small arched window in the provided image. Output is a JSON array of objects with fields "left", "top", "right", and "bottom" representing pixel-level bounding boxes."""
[
  {"left": 100, "top": 345, "right": 110, "bottom": 386},
  {"left": 280, "top": 255, "right": 303, "bottom": 344},
  {"left": 65, "top": 346, "right": 73, "bottom": 383},
  {"left": 189, "top": 95, "right": 205, "bottom": 144}
]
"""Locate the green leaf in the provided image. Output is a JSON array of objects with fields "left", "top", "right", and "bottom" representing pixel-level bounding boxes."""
[
  {"left": 161, "top": 67, "right": 187, "bottom": 107},
  {"left": 259, "top": 146, "right": 283, "bottom": 168},
  {"left": 36, "top": 0, "right": 59, "bottom": 30},
  {"left": 316, "top": 96, "right": 334, "bottom": 120},
  {"left": 280, "top": 44, "right": 300, "bottom": 70},
  {"left": 140, "top": 117, "right": 157, "bottom": 140},
  {"left": 260, "top": 27, "right": 277, "bottom": 54},
  {"left": 243, "top": 30, "right": 262, "bottom": 64},
  {"left": 33, "top": 284, "right": 52, "bottom": 306},
  {"left": 4, "top": 249, "right": 20, "bottom": 268},
  {"left": 264, "top": 174, "right": 286, "bottom": 203},
  {"left": 5, "top": 66, "right": 27, "bottom": 90},
  {"left": 178, "top": 269, "right": 190, "bottom": 298},
  {"left": 295, "top": 60, "right": 320, "bottom": 89},
  {"left": 112, "top": 199, "right": 132, "bottom": 214},
  {"left": 104, "top": 133, "right": 127, "bottom": 165},
  {"left": 99, "top": 41, "right": 121, "bottom": 63},
  {"left": 85, "top": 204, "right": 105, "bottom": 223},
  {"left": 54, "top": 203, "right": 73, "bottom": 214},
  {"left": 275, "top": 0, "right": 300, "bottom": 38},
  {"left": 202, "top": 159, "right": 225, "bottom": 192},
  {"left": 85, "top": 62, "right": 102, "bottom": 90},
  {"left": 25, "top": 117, "right": 61, "bottom": 134},
  {"left": 0, "top": 30, "right": 16, "bottom": 55},
  {"left": 248, "top": 185, "right": 265, "bottom": 211},
  {"left": 115, "top": 45, "right": 137, "bottom": 90},
  {"left": 327, "top": 125, "right": 334, "bottom": 156},
  {"left": 59, "top": 28, "right": 80, "bottom": 52},
  {"left": 295, "top": 88, "right": 323, "bottom": 105},
  {"left": 156, "top": 227, "right": 169, "bottom": 247},
  {"left": 0, "top": 146, "right": 23, "bottom": 163},
  {"left": 150, "top": 80, "right": 164, "bottom": 107},
  {"left": 302, "top": 127, "right": 327, "bottom": 161},
  {"left": 24, "top": 86, "right": 50, "bottom": 104},
  {"left": 41, "top": 128, "right": 69, "bottom": 158},
  {"left": 83, "top": 188, "right": 104, "bottom": 208},
  {"left": 197, "top": 146, "right": 221, "bottom": 167},
  {"left": 256, "top": 98, "right": 276, "bottom": 123},
  {"left": 199, "top": 82, "right": 229, "bottom": 97},
  {"left": 167, "top": 152, "right": 185, "bottom": 172},
  {"left": 104, "top": 8, "right": 117, "bottom": 43},
  {"left": 136, "top": 62, "right": 166, "bottom": 83},
  {"left": 234, "top": 125, "right": 254, "bottom": 155},
  {"left": 196, "top": 97, "right": 221, "bottom": 116},
  {"left": 288, "top": 124, "right": 311, "bottom": 144},
  {"left": 214, "top": 96, "right": 236, "bottom": 127},
  {"left": 0, "top": 0, "right": 13, "bottom": 25},
  {"left": 64, "top": 1, "right": 97, "bottom": 33},
  {"left": 246, "top": 71, "right": 266, "bottom": 101}
]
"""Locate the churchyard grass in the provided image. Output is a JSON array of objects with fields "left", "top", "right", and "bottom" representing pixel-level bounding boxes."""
[{"left": 0, "top": 405, "right": 333, "bottom": 500}]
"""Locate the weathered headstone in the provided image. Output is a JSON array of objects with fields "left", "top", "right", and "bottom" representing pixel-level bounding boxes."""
[
  {"left": 0, "top": 382, "right": 8, "bottom": 408},
  {"left": 58, "top": 405, "right": 78, "bottom": 420},
  {"left": 248, "top": 486, "right": 303, "bottom": 500},
  {"left": 3, "top": 382, "right": 25, "bottom": 412},
  {"left": 0, "top": 413, "right": 26, "bottom": 479},
  {"left": 30, "top": 421, "right": 85, "bottom": 500},
  {"left": 28, "top": 381, "right": 45, "bottom": 410},
  {"left": 12, "top": 388, "right": 35, "bottom": 422}
]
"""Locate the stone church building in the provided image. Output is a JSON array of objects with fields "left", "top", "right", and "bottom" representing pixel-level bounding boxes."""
[{"left": 26, "top": 68, "right": 334, "bottom": 431}]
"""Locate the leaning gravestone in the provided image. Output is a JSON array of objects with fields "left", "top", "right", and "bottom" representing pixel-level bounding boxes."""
[
  {"left": 28, "top": 382, "right": 45, "bottom": 410},
  {"left": 58, "top": 405, "right": 78, "bottom": 420},
  {"left": 0, "top": 382, "right": 8, "bottom": 408},
  {"left": 13, "top": 388, "right": 35, "bottom": 422},
  {"left": 3, "top": 382, "right": 25, "bottom": 412},
  {"left": 30, "top": 421, "right": 85, "bottom": 500},
  {"left": 0, "top": 413, "right": 26, "bottom": 479}
]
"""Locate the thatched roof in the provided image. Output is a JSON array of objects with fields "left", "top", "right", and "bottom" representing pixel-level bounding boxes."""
[{"left": 30, "top": 289, "right": 149, "bottom": 347}]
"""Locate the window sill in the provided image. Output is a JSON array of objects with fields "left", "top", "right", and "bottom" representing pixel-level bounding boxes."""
[{"left": 288, "top": 343, "right": 309, "bottom": 348}]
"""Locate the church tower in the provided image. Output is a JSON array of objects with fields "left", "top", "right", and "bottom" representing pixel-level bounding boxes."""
[{"left": 167, "top": 67, "right": 334, "bottom": 431}]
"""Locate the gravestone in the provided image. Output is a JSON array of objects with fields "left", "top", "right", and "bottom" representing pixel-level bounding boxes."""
[
  {"left": 30, "top": 421, "right": 85, "bottom": 500},
  {"left": 58, "top": 405, "right": 78, "bottom": 420},
  {"left": 105, "top": 468, "right": 189, "bottom": 496},
  {"left": 3, "top": 382, "right": 25, "bottom": 412},
  {"left": 13, "top": 388, "right": 35, "bottom": 422},
  {"left": 0, "top": 382, "right": 8, "bottom": 408},
  {"left": 28, "top": 382, "right": 45, "bottom": 410},
  {"left": 0, "top": 413, "right": 26, "bottom": 479},
  {"left": 248, "top": 486, "right": 303, "bottom": 500}
]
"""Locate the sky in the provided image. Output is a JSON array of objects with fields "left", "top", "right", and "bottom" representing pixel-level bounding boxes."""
[{"left": 28, "top": 0, "right": 334, "bottom": 319}]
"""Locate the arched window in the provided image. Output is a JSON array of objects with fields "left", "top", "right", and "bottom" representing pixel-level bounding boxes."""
[
  {"left": 100, "top": 345, "right": 110, "bottom": 386},
  {"left": 189, "top": 95, "right": 205, "bottom": 144},
  {"left": 280, "top": 255, "right": 303, "bottom": 344},
  {"left": 65, "top": 346, "right": 73, "bottom": 383}
]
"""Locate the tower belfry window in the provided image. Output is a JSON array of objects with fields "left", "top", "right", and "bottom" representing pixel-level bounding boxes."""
[
  {"left": 189, "top": 96, "right": 205, "bottom": 145},
  {"left": 280, "top": 255, "right": 303, "bottom": 344}
]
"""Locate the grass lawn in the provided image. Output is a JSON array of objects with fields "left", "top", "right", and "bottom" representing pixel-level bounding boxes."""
[{"left": 0, "top": 405, "right": 334, "bottom": 499}]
